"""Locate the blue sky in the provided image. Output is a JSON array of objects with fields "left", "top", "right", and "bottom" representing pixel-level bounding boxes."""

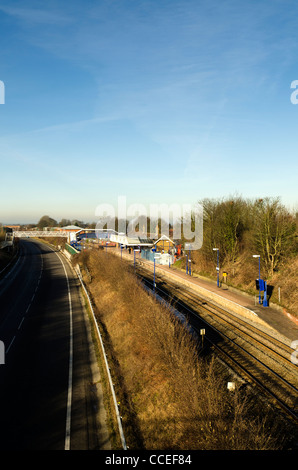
[{"left": 0, "top": 0, "right": 297, "bottom": 223}]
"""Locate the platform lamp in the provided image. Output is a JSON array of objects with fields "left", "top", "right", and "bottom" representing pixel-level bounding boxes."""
[
  {"left": 252, "top": 254, "right": 261, "bottom": 304},
  {"left": 185, "top": 243, "right": 192, "bottom": 276},
  {"left": 213, "top": 248, "right": 219, "bottom": 287}
]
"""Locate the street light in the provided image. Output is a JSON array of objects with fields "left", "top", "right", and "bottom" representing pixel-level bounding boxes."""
[
  {"left": 213, "top": 248, "right": 219, "bottom": 287},
  {"left": 252, "top": 255, "right": 261, "bottom": 305},
  {"left": 185, "top": 243, "right": 192, "bottom": 276}
]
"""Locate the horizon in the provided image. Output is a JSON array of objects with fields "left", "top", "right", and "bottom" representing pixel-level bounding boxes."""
[{"left": 2, "top": 193, "right": 297, "bottom": 226}]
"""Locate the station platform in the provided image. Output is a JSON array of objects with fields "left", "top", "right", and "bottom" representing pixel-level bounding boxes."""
[
  {"left": 158, "top": 263, "right": 298, "bottom": 343},
  {"left": 118, "top": 248, "right": 298, "bottom": 344}
]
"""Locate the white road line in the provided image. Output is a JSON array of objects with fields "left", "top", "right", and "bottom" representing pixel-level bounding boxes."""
[
  {"left": 17, "top": 242, "right": 73, "bottom": 449},
  {"left": 53, "top": 251, "right": 73, "bottom": 451},
  {"left": 5, "top": 248, "right": 44, "bottom": 356},
  {"left": 0, "top": 252, "right": 24, "bottom": 296},
  {"left": 6, "top": 335, "right": 16, "bottom": 354}
]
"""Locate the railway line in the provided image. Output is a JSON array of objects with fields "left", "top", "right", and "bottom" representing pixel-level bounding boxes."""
[{"left": 132, "top": 257, "right": 298, "bottom": 424}]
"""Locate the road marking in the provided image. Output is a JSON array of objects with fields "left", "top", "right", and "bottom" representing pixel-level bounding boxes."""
[
  {"left": 18, "top": 317, "right": 25, "bottom": 330},
  {"left": 0, "top": 251, "right": 24, "bottom": 296},
  {"left": 5, "top": 247, "right": 44, "bottom": 356},
  {"left": 8, "top": 242, "right": 74, "bottom": 448},
  {"left": 6, "top": 335, "right": 16, "bottom": 353}
]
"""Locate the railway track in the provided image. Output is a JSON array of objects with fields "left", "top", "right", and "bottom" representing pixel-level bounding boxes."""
[{"left": 132, "top": 258, "right": 298, "bottom": 423}]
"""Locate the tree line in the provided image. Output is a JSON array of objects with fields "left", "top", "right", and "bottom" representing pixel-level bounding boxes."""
[
  {"left": 190, "top": 196, "right": 297, "bottom": 278},
  {"left": 35, "top": 215, "right": 95, "bottom": 230},
  {"left": 30, "top": 195, "right": 298, "bottom": 279}
]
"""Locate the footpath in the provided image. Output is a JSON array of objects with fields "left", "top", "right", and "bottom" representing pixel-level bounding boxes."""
[{"left": 119, "top": 249, "right": 298, "bottom": 344}]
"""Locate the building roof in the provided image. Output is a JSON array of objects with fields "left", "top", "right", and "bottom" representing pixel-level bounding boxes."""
[
  {"left": 110, "top": 233, "right": 154, "bottom": 246},
  {"left": 154, "top": 235, "right": 175, "bottom": 245}
]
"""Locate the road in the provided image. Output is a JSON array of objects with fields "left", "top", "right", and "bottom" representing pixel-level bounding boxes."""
[{"left": 0, "top": 239, "right": 110, "bottom": 450}]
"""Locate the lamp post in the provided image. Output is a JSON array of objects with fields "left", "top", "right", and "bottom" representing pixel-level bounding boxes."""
[
  {"left": 252, "top": 255, "right": 261, "bottom": 304},
  {"left": 213, "top": 248, "right": 219, "bottom": 287},
  {"left": 134, "top": 249, "right": 140, "bottom": 272},
  {"left": 152, "top": 248, "right": 157, "bottom": 292},
  {"left": 185, "top": 243, "right": 192, "bottom": 276}
]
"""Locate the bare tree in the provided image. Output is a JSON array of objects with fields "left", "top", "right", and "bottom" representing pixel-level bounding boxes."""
[{"left": 199, "top": 197, "right": 248, "bottom": 264}]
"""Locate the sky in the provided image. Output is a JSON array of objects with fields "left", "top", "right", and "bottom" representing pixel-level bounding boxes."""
[{"left": 0, "top": 0, "right": 297, "bottom": 224}]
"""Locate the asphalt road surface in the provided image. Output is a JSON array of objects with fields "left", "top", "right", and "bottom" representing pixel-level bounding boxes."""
[{"left": 0, "top": 239, "right": 110, "bottom": 450}]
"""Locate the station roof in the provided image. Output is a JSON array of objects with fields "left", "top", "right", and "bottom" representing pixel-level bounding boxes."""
[
  {"left": 154, "top": 235, "right": 175, "bottom": 245},
  {"left": 111, "top": 233, "right": 154, "bottom": 246}
]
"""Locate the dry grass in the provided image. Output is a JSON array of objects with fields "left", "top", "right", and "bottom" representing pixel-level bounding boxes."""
[
  {"left": 39, "top": 236, "right": 67, "bottom": 249},
  {"left": 74, "top": 249, "right": 287, "bottom": 450}
]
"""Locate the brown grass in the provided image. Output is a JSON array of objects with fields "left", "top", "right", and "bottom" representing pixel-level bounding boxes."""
[
  {"left": 74, "top": 249, "right": 288, "bottom": 450},
  {"left": 38, "top": 236, "right": 67, "bottom": 249}
]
